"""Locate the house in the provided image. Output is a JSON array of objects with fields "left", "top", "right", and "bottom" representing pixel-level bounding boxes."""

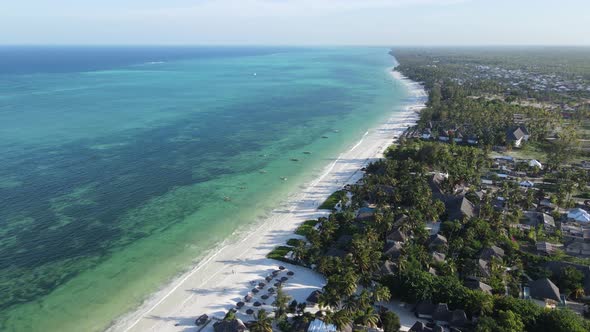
[
  {"left": 383, "top": 241, "right": 404, "bottom": 260},
  {"left": 414, "top": 301, "right": 436, "bottom": 319},
  {"left": 386, "top": 229, "right": 408, "bottom": 243},
  {"left": 524, "top": 212, "right": 555, "bottom": 233},
  {"left": 445, "top": 196, "right": 476, "bottom": 221},
  {"left": 567, "top": 208, "right": 590, "bottom": 223},
  {"left": 431, "top": 251, "right": 446, "bottom": 263},
  {"left": 480, "top": 245, "right": 505, "bottom": 261},
  {"left": 478, "top": 259, "right": 491, "bottom": 278},
  {"left": 428, "top": 234, "right": 448, "bottom": 251},
  {"left": 506, "top": 126, "right": 528, "bottom": 147},
  {"left": 428, "top": 173, "right": 447, "bottom": 202},
  {"left": 561, "top": 224, "right": 590, "bottom": 242},
  {"left": 213, "top": 319, "right": 247, "bottom": 332},
  {"left": 528, "top": 159, "right": 543, "bottom": 169},
  {"left": 431, "top": 303, "right": 469, "bottom": 327},
  {"left": 540, "top": 198, "right": 556, "bottom": 210},
  {"left": 525, "top": 278, "right": 561, "bottom": 307},
  {"left": 464, "top": 277, "right": 493, "bottom": 294},
  {"left": 409, "top": 322, "right": 444, "bottom": 332},
  {"left": 565, "top": 241, "right": 590, "bottom": 257},
  {"left": 377, "top": 260, "right": 396, "bottom": 277},
  {"left": 519, "top": 180, "right": 535, "bottom": 188},
  {"left": 536, "top": 241, "right": 562, "bottom": 255},
  {"left": 453, "top": 131, "right": 464, "bottom": 143},
  {"left": 438, "top": 131, "right": 450, "bottom": 142},
  {"left": 541, "top": 213, "right": 556, "bottom": 232}
]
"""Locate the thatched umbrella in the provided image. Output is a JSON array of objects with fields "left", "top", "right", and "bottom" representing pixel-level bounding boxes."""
[
  {"left": 280, "top": 276, "right": 288, "bottom": 282},
  {"left": 279, "top": 266, "right": 286, "bottom": 270},
  {"left": 272, "top": 270, "right": 280, "bottom": 276},
  {"left": 251, "top": 288, "right": 259, "bottom": 294},
  {"left": 265, "top": 276, "right": 272, "bottom": 282},
  {"left": 261, "top": 294, "right": 269, "bottom": 300},
  {"left": 246, "top": 309, "right": 254, "bottom": 315},
  {"left": 267, "top": 287, "right": 275, "bottom": 293},
  {"left": 273, "top": 282, "right": 281, "bottom": 287},
  {"left": 258, "top": 282, "right": 266, "bottom": 288},
  {"left": 236, "top": 301, "right": 245, "bottom": 308},
  {"left": 244, "top": 294, "right": 253, "bottom": 302},
  {"left": 253, "top": 301, "right": 262, "bottom": 307},
  {"left": 287, "top": 271, "right": 294, "bottom": 276}
]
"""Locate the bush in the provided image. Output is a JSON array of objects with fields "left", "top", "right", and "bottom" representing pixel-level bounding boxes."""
[
  {"left": 267, "top": 246, "right": 294, "bottom": 263},
  {"left": 295, "top": 220, "right": 319, "bottom": 237},
  {"left": 319, "top": 190, "right": 346, "bottom": 210},
  {"left": 381, "top": 311, "right": 401, "bottom": 332}
]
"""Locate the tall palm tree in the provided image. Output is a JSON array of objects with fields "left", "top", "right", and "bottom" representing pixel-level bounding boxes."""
[
  {"left": 357, "top": 307, "right": 380, "bottom": 328},
  {"left": 250, "top": 309, "right": 273, "bottom": 332}
]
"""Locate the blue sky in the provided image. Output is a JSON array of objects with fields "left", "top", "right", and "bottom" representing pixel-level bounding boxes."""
[{"left": 2, "top": 0, "right": 589, "bottom": 45}]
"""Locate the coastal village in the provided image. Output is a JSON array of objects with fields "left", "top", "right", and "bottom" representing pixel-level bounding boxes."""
[{"left": 199, "top": 49, "right": 590, "bottom": 332}]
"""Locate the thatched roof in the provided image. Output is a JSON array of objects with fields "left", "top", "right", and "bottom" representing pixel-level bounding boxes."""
[
  {"left": 213, "top": 319, "right": 247, "bottom": 332},
  {"left": 529, "top": 278, "right": 561, "bottom": 302}
]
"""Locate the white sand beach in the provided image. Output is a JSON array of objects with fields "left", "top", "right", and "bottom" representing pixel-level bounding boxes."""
[{"left": 107, "top": 70, "right": 426, "bottom": 332}]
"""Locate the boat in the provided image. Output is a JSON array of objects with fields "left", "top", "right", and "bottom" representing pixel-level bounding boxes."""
[
  {"left": 303, "top": 151, "right": 312, "bottom": 154},
  {"left": 280, "top": 177, "right": 288, "bottom": 181},
  {"left": 321, "top": 135, "right": 329, "bottom": 139},
  {"left": 290, "top": 158, "right": 299, "bottom": 162}
]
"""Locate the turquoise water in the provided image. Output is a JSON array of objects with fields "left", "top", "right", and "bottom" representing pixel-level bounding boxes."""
[{"left": 0, "top": 47, "right": 408, "bottom": 331}]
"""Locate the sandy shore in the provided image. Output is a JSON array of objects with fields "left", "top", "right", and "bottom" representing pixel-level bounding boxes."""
[{"left": 107, "top": 69, "right": 426, "bottom": 332}]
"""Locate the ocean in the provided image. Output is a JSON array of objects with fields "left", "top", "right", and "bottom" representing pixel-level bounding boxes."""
[{"left": 0, "top": 46, "right": 408, "bottom": 331}]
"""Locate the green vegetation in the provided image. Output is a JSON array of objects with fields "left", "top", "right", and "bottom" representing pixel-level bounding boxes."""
[
  {"left": 266, "top": 246, "right": 293, "bottom": 262},
  {"left": 294, "top": 219, "right": 320, "bottom": 236},
  {"left": 257, "top": 48, "right": 590, "bottom": 332},
  {"left": 319, "top": 190, "right": 347, "bottom": 210}
]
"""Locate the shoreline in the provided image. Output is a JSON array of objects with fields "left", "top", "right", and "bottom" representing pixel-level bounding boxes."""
[{"left": 106, "top": 68, "right": 427, "bottom": 332}]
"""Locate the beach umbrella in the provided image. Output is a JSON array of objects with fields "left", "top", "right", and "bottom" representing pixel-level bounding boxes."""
[
  {"left": 273, "top": 282, "right": 281, "bottom": 287},
  {"left": 236, "top": 301, "right": 245, "bottom": 308},
  {"left": 245, "top": 294, "right": 253, "bottom": 302},
  {"left": 268, "top": 287, "right": 275, "bottom": 293},
  {"left": 280, "top": 276, "right": 288, "bottom": 282},
  {"left": 258, "top": 282, "right": 266, "bottom": 288},
  {"left": 261, "top": 294, "right": 269, "bottom": 300},
  {"left": 272, "top": 270, "right": 280, "bottom": 276},
  {"left": 279, "top": 266, "right": 286, "bottom": 270},
  {"left": 246, "top": 309, "right": 254, "bottom": 315},
  {"left": 253, "top": 301, "right": 262, "bottom": 307},
  {"left": 265, "top": 276, "right": 272, "bottom": 282},
  {"left": 252, "top": 288, "right": 259, "bottom": 294},
  {"left": 287, "top": 271, "right": 294, "bottom": 276}
]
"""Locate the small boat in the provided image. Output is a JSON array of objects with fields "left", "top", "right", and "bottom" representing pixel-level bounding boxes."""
[
  {"left": 224, "top": 196, "right": 231, "bottom": 202},
  {"left": 303, "top": 151, "right": 312, "bottom": 155},
  {"left": 290, "top": 158, "right": 299, "bottom": 162},
  {"left": 259, "top": 170, "right": 267, "bottom": 174},
  {"left": 321, "top": 136, "right": 329, "bottom": 139},
  {"left": 332, "top": 129, "right": 340, "bottom": 133},
  {"left": 280, "top": 177, "right": 288, "bottom": 181}
]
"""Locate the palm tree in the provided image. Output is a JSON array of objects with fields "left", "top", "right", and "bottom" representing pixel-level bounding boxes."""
[
  {"left": 357, "top": 307, "right": 380, "bottom": 328},
  {"left": 332, "top": 309, "right": 353, "bottom": 331},
  {"left": 250, "top": 309, "right": 273, "bottom": 332}
]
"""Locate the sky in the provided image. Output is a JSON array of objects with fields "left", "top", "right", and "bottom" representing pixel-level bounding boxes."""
[{"left": 2, "top": 0, "right": 589, "bottom": 46}]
